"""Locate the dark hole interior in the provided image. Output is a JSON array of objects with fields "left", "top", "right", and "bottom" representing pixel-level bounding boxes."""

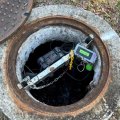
[{"left": 23, "top": 40, "right": 94, "bottom": 106}]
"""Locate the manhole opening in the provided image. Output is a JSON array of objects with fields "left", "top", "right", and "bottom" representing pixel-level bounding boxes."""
[
  {"left": 5, "top": 17, "right": 109, "bottom": 115},
  {"left": 23, "top": 40, "right": 94, "bottom": 106}
]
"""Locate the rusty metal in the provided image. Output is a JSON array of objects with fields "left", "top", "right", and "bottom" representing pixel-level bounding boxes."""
[
  {"left": 4, "top": 16, "right": 111, "bottom": 117},
  {"left": 0, "top": 0, "right": 33, "bottom": 43}
]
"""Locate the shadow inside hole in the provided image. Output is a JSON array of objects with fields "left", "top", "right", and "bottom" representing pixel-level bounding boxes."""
[{"left": 23, "top": 40, "right": 94, "bottom": 106}]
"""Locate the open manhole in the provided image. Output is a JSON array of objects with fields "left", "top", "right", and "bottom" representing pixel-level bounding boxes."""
[
  {"left": 4, "top": 16, "right": 110, "bottom": 116},
  {"left": 24, "top": 40, "right": 94, "bottom": 106}
]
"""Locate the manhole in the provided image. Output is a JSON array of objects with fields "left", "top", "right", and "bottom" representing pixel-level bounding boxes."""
[
  {"left": 0, "top": 0, "right": 33, "bottom": 43},
  {"left": 4, "top": 16, "right": 110, "bottom": 117},
  {"left": 24, "top": 40, "right": 94, "bottom": 106}
]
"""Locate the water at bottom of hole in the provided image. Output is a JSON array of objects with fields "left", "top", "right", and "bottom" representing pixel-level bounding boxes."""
[{"left": 30, "top": 66, "right": 94, "bottom": 106}]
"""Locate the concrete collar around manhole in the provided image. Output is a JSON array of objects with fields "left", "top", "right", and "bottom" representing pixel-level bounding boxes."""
[{"left": 3, "top": 16, "right": 110, "bottom": 117}]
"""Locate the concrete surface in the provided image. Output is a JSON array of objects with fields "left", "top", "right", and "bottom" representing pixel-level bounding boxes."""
[
  {"left": 0, "top": 5, "right": 120, "bottom": 120},
  {"left": 0, "top": 110, "right": 8, "bottom": 120}
]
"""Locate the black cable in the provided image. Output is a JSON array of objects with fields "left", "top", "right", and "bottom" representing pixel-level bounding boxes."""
[
  {"left": 49, "top": 40, "right": 54, "bottom": 50},
  {"left": 66, "top": 70, "right": 90, "bottom": 82},
  {"left": 60, "top": 42, "right": 75, "bottom": 54},
  {"left": 50, "top": 40, "right": 75, "bottom": 53}
]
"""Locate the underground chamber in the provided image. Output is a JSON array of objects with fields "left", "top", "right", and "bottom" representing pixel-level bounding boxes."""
[
  {"left": 16, "top": 26, "right": 98, "bottom": 106},
  {"left": 4, "top": 17, "right": 110, "bottom": 116},
  {"left": 24, "top": 40, "right": 95, "bottom": 106}
]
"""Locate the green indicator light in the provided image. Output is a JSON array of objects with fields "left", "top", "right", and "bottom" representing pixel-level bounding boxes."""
[
  {"left": 86, "top": 64, "right": 93, "bottom": 71},
  {"left": 79, "top": 49, "right": 90, "bottom": 57}
]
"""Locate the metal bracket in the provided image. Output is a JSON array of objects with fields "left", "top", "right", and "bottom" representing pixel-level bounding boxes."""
[
  {"left": 18, "top": 34, "right": 96, "bottom": 89},
  {"left": 18, "top": 54, "right": 70, "bottom": 89}
]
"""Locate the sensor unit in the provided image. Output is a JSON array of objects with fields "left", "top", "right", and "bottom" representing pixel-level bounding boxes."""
[{"left": 74, "top": 44, "right": 97, "bottom": 64}]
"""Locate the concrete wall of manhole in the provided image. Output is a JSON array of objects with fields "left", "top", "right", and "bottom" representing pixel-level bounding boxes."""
[{"left": 4, "top": 16, "right": 110, "bottom": 117}]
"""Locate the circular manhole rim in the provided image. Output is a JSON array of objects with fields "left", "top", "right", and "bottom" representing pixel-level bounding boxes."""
[
  {"left": 4, "top": 16, "right": 111, "bottom": 117},
  {"left": 0, "top": 0, "right": 33, "bottom": 43}
]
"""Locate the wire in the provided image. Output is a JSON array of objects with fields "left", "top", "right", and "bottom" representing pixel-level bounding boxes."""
[
  {"left": 24, "top": 65, "right": 41, "bottom": 83},
  {"left": 61, "top": 42, "right": 75, "bottom": 54},
  {"left": 25, "top": 65, "right": 35, "bottom": 74},
  {"left": 50, "top": 41, "right": 75, "bottom": 53},
  {"left": 66, "top": 71, "right": 90, "bottom": 82},
  {"left": 66, "top": 72, "right": 80, "bottom": 81},
  {"left": 49, "top": 40, "right": 54, "bottom": 50}
]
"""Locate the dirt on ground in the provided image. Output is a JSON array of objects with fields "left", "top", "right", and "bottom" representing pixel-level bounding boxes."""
[
  {"left": 0, "top": 0, "right": 120, "bottom": 120},
  {"left": 34, "top": 0, "right": 120, "bottom": 36}
]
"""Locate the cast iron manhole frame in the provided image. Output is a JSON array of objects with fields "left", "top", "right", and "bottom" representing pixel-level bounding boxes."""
[{"left": 4, "top": 16, "right": 111, "bottom": 117}]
